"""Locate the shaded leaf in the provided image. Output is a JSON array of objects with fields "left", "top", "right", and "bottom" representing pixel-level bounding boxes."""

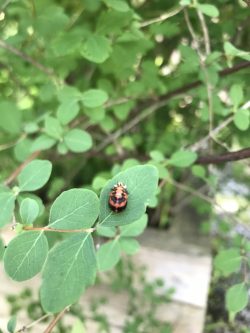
[
  {"left": 97, "top": 239, "right": 121, "bottom": 271},
  {"left": 64, "top": 129, "right": 92, "bottom": 153},
  {"left": 226, "top": 283, "right": 248, "bottom": 313},
  {"left": 120, "top": 214, "right": 148, "bottom": 237},
  {"left": 82, "top": 89, "right": 108, "bottom": 108},
  {"left": 81, "top": 35, "right": 111, "bottom": 63},
  {"left": 17, "top": 160, "right": 52, "bottom": 192},
  {"left": 119, "top": 238, "right": 140, "bottom": 255},
  {"left": 168, "top": 150, "right": 197, "bottom": 168},
  {"left": 20, "top": 198, "right": 39, "bottom": 224}
]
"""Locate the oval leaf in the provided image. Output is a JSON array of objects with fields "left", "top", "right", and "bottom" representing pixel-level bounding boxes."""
[
  {"left": 233, "top": 109, "right": 249, "bottom": 131},
  {"left": 81, "top": 35, "right": 111, "bottom": 64},
  {"left": 197, "top": 4, "right": 219, "bottom": 17},
  {"left": 97, "top": 240, "right": 121, "bottom": 271},
  {"left": 82, "top": 89, "right": 108, "bottom": 108},
  {"left": 49, "top": 189, "right": 99, "bottom": 229},
  {"left": 17, "top": 160, "right": 52, "bottom": 192},
  {"left": 120, "top": 214, "right": 148, "bottom": 237},
  {"left": 40, "top": 233, "right": 96, "bottom": 313},
  {"left": 99, "top": 165, "right": 159, "bottom": 227},
  {"left": 0, "top": 189, "right": 15, "bottom": 227},
  {"left": 168, "top": 150, "right": 197, "bottom": 168},
  {"left": 4, "top": 231, "right": 48, "bottom": 281},
  {"left": 64, "top": 129, "right": 92, "bottom": 153},
  {"left": 226, "top": 283, "right": 248, "bottom": 314},
  {"left": 119, "top": 238, "right": 140, "bottom": 255},
  {"left": 214, "top": 248, "right": 242, "bottom": 276},
  {"left": 20, "top": 198, "right": 39, "bottom": 225}
]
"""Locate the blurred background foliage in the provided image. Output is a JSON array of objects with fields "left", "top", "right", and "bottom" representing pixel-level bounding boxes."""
[{"left": 0, "top": 0, "right": 250, "bottom": 331}]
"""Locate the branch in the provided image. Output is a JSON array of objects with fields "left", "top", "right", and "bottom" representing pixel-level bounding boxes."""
[
  {"left": 197, "top": 147, "right": 250, "bottom": 165},
  {"left": 43, "top": 307, "right": 69, "bottom": 333},
  {"left": 23, "top": 226, "right": 95, "bottom": 233},
  {"left": 139, "top": 6, "right": 182, "bottom": 28},
  {"left": 4, "top": 151, "right": 40, "bottom": 186},
  {"left": 0, "top": 39, "right": 57, "bottom": 78},
  {"left": 15, "top": 314, "right": 51, "bottom": 333}
]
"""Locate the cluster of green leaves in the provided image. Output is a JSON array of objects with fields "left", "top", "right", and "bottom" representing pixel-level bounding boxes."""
[
  {"left": 0, "top": 0, "right": 250, "bottom": 327},
  {"left": 214, "top": 241, "right": 250, "bottom": 318},
  {"left": 1, "top": 160, "right": 159, "bottom": 314}
]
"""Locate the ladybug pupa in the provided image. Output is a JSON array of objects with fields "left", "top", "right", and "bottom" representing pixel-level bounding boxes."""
[{"left": 109, "top": 182, "right": 128, "bottom": 213}]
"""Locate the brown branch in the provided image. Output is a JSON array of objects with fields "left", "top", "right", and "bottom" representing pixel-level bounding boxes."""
[
  {"left": 0, "top": 39, "right": 56, "bottom": 77},
  {"left": 4, "top": 151, "right": 40, "bottom": 186},
  {"left": 197, "top": 147, "right": 250, "bottom": 165},
  {"left": 95, "top": 61, "right": 250, "bottom": 153},
  {"left": 43, "top": 307, "right": 69, "bottom": 333},
  {"left": 23, "top": 226, "right": 95, "bottom": 233}
]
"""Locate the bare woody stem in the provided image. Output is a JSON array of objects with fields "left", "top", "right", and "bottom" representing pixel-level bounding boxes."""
[
  {"left": 4, "top": 150, "right": 40, "bottom": 186},
  {"left": 43, "top": 307, "right": 69, "bottom": 333},
  {"left": 23, "top": 226, "right": 96, "bottom": 233},
  {"left": 197, "top": 147, "right": 250, "bottom": 165}
]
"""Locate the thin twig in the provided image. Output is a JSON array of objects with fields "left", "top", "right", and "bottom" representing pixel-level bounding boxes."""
[
  {"left": 0, "top": 39, "right": 57, "bottom": 78},
  {"left": 189, "top": 116, "right": 234, "bottom": 151},
  {"left": 139, "top": 6, "right": 182, "bottom": 27},
  {"left": 23, "top": 226, "right": 95, "bottom": 233},
  {"left": 43, "top": 307, "right": 69, "bottom": 333},
  {"left": 0, "top": 133, "right": 27, "bottom": 152},
  {"left": 4, "top": 151, "right": 40, "bottom": 186},
  {"left": 15, "top": 313, "right": 52, "bottom": 333},
  {"left": 196, "top": 9, "right": 211, "bottom": 55}
]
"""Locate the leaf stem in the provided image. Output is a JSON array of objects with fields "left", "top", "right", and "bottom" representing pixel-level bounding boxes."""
[
  {"left": 23, "top": 226, "right": 96, "bottom": 233},
  {"left": 43, "top": 307, "right": 69, "bottom": 333}
]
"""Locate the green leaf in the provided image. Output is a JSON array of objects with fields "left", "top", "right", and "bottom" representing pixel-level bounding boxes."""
[
  {"left": 214, "top": 248, "right": 242, "bottom": 276},
  {"left": 120, "top": 214, "right": 148, "bottom": 237},
  {"left": 0, "top": 238, "right": 5, "bottom": 260},
  {"left": 7, "top": 316, "right": 16, "bottom": 333},
  {"left": 234, "top": 109, "right": 250, "bottom": 131},
  {"left": 31, "top": 135, "right": 56, "bottom": 152},
  {"left": 103, "top": 0, "right": 130, "bottom": 12},
  {"left": 99, "top": 165, "right": 159, "bottom": 227},
  {"left": 17, "top": 160, "right": 52, "bottom": 192},
  {"left": 14, "top": 138, "right": 32, "bottom": 162},
  {"left": 49, "top": 189, "right": 99, "bottom": 229},
  {"left": 71, "top": 319, "right": 86, "bottom": 333},
  {"left": 81, "top": 35, "right": 111, "bottom": 63},
  {"left": 192, "top": 165, "right": 206, "bottom": 179},
  {"left": 226, "top": 283, "right": 248, "bottom": 314},
  {"left": 0, "top": 189, "right": 15, "bottom": 227},
  {"left": 64, "top": 129, "right": 93, "bottom": 153},
  {"left": 96, "top": 225, "right": 116, "bottom": 237},
  {"left": 168, "top": 150, "right": 197, "bottom": 168},
  {"left": 20, "top": 198, "right": 39, "bottom": 224},
  {"left": 224, "top": 42, "right": 250, "bottom": 61},
  {"left": 57, "top": 100, "right": 80, "bottom": 125},
  {"left": 119, "top": 238, "right": 140, "bottom": 255},
  {"left": 197, "top": 4, "right": 219, "bottom": 17},
  {"left": 230, "top": 84, "right": 244, "bottom": 108},
  {"left": 82, "top": 89, "right": 108, "bottom": 108},
  {"left": 0, "top": 101, "right": 22, "bottom": 134},
  {"left": 97, "top": 239, "right": 121, "bottom": 271},
  {"left": 40, "top": 233, "right": 96, "bottom": 313},
  {"left": 149, "top": 150, "right": 165, "bottom": 162},
  {"left": 4, "top": 231, "right": 48, "bottom": 281},
  {"left": 44, "top": 116, "right": 63, "bottom": 140}
]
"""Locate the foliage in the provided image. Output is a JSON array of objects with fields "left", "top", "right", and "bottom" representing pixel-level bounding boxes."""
[{"left": 0, "top": 0, "right": 250, "bottom": 330}]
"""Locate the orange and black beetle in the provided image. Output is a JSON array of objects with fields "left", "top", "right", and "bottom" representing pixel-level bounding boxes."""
[{"left": 109, "top": 182, "right": 128, "bottom": 213}]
